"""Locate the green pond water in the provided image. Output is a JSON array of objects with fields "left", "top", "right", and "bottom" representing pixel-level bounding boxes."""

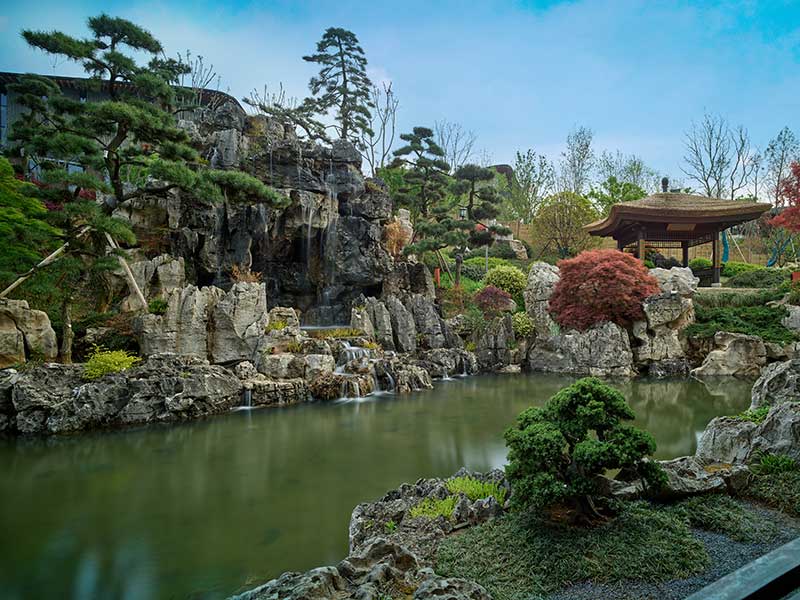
[{"left": 0, "top": 373, "right": 752, "bottom": 600}]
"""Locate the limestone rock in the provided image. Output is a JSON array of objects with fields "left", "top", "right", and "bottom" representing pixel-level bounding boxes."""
[
  {"left": 475, "top": 315, "right": 515, "bottom": 372},
  {"left": 523, "top": 262, "right": 560, "bottom": 334},
  {"left": 632, "top": 291, "right": 693, "bottom": 373},
  {"left": 406, "top": 294, "right": 446, "bottom": 350},
  {"left": 650, "top": 267, "right": 699, "bottom": 297},
  {"left": 691, "top": 331, "right": 766, "bottom": 378},
  {"left": 0, "top": 300, "right": 58, "bottom": 367},
  {"left": 122, "top": 254, "right": 186, "bottom": 311},
  {"left": 349, "top": 305, "right": 374, "bottom": 338},
  {"left": 782, "top": 305, "right": 800, "bottom": 332},
  {"left": 0, "top": 313, "right": 25, "bottom": 368},
  {"left": 208, "top": 282, "right": 270, "bottom": 363},
  {"left": 385, "top": 295, "right": 417, "bottom": 353},
  {"left": 656, "top": 456, "right": 727, "bottom": 498},
  {"left": 751, "top": 359, "right": 800, "bottom": 410},
  {"left": 233, "top": 566, "right": 347, "bottom": 600},
  {"left": 268, "top": 307, "right": 300, "bottom": 330},
  {"left": 364, "top": 298, "right": 394, "bottom": 351}
]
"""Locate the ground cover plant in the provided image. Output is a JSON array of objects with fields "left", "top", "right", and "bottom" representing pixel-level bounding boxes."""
[
  {"left": 728, "top": 268, "right": 790, "bottom": 288},
  {"left": 686, "top": 304, "right": 796, "bottom": 343}
]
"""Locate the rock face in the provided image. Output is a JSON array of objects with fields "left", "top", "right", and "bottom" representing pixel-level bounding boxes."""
[
  {"left": 696, "top": 401, "right": 800, "bottom": 464},
  {"left": 631, "top": 292, "right": 693, "bottom": 376},
  {"left": 209, "top": 283, "right": 270, "bottom": 363},
  {"left": 527, "top": 321, "right": 635, "bottom": 378},
  {"left": 235, "top": 470, "right": 501, "bottom": 600},
  {"left": 649, "top": 267, "right": 699, "bottom": 297},
  {"left": 0, "top": 300, "right": 58, "bottom": 368},
  {"left": 6, "top": 355, "right": 242, "bottom": 435},
  {"left": 122, "top": 254, "right": 186, "bottom": 311},
  {"left": 475, "top": 315, "right": 515, "bottom": 372},
  {"left": 691, "top": 331, "right": 767, "bottom": 378},
  {"left": 523, "top": 261, "right": 560, "bottom": 335},
  {"left": 751, "top": 359, "right": 800, "bottom": 409}
]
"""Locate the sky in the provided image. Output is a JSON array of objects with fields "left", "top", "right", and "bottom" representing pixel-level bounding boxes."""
[{"left": 1, "top": 0, "right": 799, "bottom": 181}]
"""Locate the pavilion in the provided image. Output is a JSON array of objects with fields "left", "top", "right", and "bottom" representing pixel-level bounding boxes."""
[{"left": 584, "top": 184, "right": 771, "bottom": 285}]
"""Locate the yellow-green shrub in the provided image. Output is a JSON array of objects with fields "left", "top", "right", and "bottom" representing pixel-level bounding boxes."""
[
  {"left": 485, "top": 265, "right": 526, "bottom": 297},
  {"left": 446, "top": 476, "right": 507, "bottom": 504},
  {"left": 83, "top": 346, "right": 141, "bottom": 380},
  {"left": 512, "top": 312, "right": 534, "bottom": 338},
  {"left": 409, "top": 496, "right": 458, "bottom": 519}
]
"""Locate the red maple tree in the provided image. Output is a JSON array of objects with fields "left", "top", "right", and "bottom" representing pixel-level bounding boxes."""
[
  {"left": 769, "top": 162, "right": 800, "bottom": 231},
  {"left": 549, "top": 249, "right": 661, "bottom": 331}
]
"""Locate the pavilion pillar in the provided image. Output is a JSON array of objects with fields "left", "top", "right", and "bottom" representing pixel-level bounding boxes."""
[
  {"left": 681, "top": 241, "right": 689, "bottom": 267},
  {"left": 711, "top": 232, "right": 721, "bottom": 287},
  {"left": 616, "top": 238, "right": 624, "bottom": 251},
  {"left": 636, "top": 230, "right": 646, "bottom": 261}
]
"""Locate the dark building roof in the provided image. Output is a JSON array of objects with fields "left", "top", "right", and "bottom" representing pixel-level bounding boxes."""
[
  {"left": 584, "top": 192, "right": 771, "bottom": 247},
  {"left": 0, "top": 71, "right": 242, "bottom": 110}
]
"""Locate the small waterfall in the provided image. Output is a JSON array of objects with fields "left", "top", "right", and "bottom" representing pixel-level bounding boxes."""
[
  {"left": 340, "top": 341, "right": 370, "bottom": 364},
  {"left": 385, "top": 370, "right": 396, "bottom": 391}
]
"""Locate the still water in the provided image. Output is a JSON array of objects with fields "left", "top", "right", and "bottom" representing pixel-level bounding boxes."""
[{"left": 0, "top": 374, "right": 751, "bottom": 599}]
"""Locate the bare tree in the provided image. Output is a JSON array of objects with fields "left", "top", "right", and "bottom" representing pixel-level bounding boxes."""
[
  {"left": 243, "top": 83, "right": 329, "bottom": 142},
  {"left": 476, "top": 148, "right": 494, "bottom": 168},
  {"left": 434, "top": 120, "right": 477, "bottom": 173},
  {"left": 681, "top": 113, "right": 731, "bottom": 198},
  {"left": 596, "top": 150, "right": 657, "bottom": 191},
  {"left": 558, "top": 126, "right": 594, "bottom": 194},
  {"left": 359, "top": 82, "right": 399, "bottom": 176},
  {"left": 726, "top": 125, "right": 759, "bottom": 200},
  {"left": 765, "top": 127, "right": 799, "bottom": 206}
]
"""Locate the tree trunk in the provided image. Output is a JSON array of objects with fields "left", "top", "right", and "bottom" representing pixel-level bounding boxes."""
[
  {"left": 455, "top": 253, "right": 463, "bottom": 288},
  {"left": 60, "top": 299, "right": 74, "bottom": 365}
]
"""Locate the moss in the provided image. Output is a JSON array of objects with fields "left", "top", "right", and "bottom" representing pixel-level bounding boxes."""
[{"left": 435, "top": 502, "right": 708, "bottom": 598}]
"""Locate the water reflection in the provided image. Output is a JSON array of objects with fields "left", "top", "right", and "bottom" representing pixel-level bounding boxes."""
[{"left": 0, "top": 374, "right": 751, "bottom": 599}]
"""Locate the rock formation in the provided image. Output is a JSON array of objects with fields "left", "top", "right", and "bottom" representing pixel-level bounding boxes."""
[
  {"left": 691, "top": 331, "right": 767, "bottom": 378},
  {"left": 0, "top": 300, "right": 58, "bottom": 368}
]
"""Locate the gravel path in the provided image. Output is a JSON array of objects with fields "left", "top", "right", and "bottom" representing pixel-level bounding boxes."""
[{"left": 546, "top": 505, "right": 799, "bottom": 600}]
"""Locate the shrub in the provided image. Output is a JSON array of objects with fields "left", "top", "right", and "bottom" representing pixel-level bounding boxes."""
[
  {"left": 693, "top": 289, "right": 784, "bottom": 308},
  {"left": 463, "top": 256, "right": 513, "bottom": 276},
  {"left": 439, "top": 274, "right": 484, "bottom": 294},
  {"left": 548, "top": 249, "right": 660, "bottom": 331},
  {"left": 487, "top": 241, "right": 518, "bottom": 259},
  {"left": 504, "top": 377, "right": 665, "bottom": 518},
  {"left": 722, "top": 261, "right": 762, "bottom": 277},
  {"left": 230, "top": 264, "right": 261, "bottom": 283},
  {"left": 643, "top": 259, "right": 655, "bottom": 269},
  {"left": 410, "top": 496, "right": 458, "bottom": 520},
  {"left": 729, "top": 268, "right": 790, "bottom": 288},
  {"left": 307, "top": 327, "right": 364, "bottom": 339},
  {"left": 147, "top": 298, "right": 168, "bottom": 315},
  {"left": 686, "top": 305, "right": 795, "bottom": 344},
  {"left": 511, "top": 312, "right": 534, "bottom": 338},
  {"left": 82, "top": 346, "right": 141, "bottom": 380},
  {"left": 460, "top": 262, "right": 485, "bottom": 282},
  {"left": 484, "top": 265, "right": 527, "bottom": 297},
  {"left": 441, "top": 285, "right": 473, "bottom": 318},
  {"left": 383, "top": 219, "right": 410, "bottom": 258},
  {"left": 265, "top": 319, "right": 288, "bottom": 333},
  {"left": 788, "top": 281, "right": 800, "bottom": 306},
  {"left": 446, "top": 476, "right": 506, "bottom": 504},
  {"left": 474, "top": 286, "right": 513, "bottom": 317},
  {"left": 689, "top": 257, "right": 712, "bottom": 271},
  {"left": 752, "top": 452, "right": 798, "bottom": 475}
]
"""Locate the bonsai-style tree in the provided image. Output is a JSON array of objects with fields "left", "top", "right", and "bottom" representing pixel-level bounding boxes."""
[
  {"left": 391, "top": 126, "right": 451, "bottom": 220},
  {"left": 303, "top": 27, "right": 374, "bottom": 146},
  {"left": 504, "top": 377, "right": 665, "bottom": 520},
  {"left": 549, "top": 249, "right": 660, "bottom": 331}
]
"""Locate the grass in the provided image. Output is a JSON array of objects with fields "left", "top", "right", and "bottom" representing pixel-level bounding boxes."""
[
  {"left": 435, "top": 502, "right": 708, "bottom": 600},
  {"left": 82, "top": 346, "right": 141, "bottom": 380},
  {"left": 666, "top": 495, "right": 780, "bottom": 543},
  {"left": 685, "top": 305, "right": 796, "bottom": 344},
  {"left": 751, "top": 453, "right": 799, "bottom": 475},
  {"left": 446, "top": 476, "right": 507, "bottom": 504},
  {"left": 734, "top": 406, "right": 771, "bottom": 424},
  {"left": 265, "top": 319, "right": 288, "bottom": 333},
  {"left": 409, "top": 496, "right": 459, "bottom": 519},
  {"left": 746, "top": 470, "right": 800, "bottom": 517},
  {"left": 307, "top": 327, "right": 364, "bottom": 339},
  {"left": 439, "top": 275, "right": 485, "bottom": 295}
]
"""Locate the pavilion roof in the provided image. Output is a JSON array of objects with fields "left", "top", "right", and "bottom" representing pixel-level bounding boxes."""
[{"left": 584, "top": 192, "right": 771, "bottom": 238}]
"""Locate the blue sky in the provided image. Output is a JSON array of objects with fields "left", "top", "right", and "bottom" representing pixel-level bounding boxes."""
[{"left": 1, "top": 0, "right": 798, "bottom": 179}]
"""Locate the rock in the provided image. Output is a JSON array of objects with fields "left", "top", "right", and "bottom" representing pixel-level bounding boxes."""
[
  {"left": 258, "top": 353, "right": 303, "bottom": 379},
  {"left": 475, "top": 315, "right": 515, "bottom": 372},
  {"left": 507, "top": 239, "right": 528, "bottom": 261},
  {"left": 268, "top": 307, "right": 300, "bottom": 330},
  {"left": 782, "top": 305, "right": 800, "bottom": 332},
  {"left": 631, "top": 291, "right": 693, "bottom": 372},
  {"left": 647, "top": 358, "right": 690, "bottom": 378},
  {"left": 232, "top": 566, "right": 347, "bottom": 600},
  {"left": 696, "top": 402, "right": 800, "bottom": 464},
  {"left": 365, "top": 298, "right": 394, "bottom": 351},
  {"left": 0, "top": 300, "right": 58, "bottom": 367},
  {"left": 649, "top": 267, "right": 699, "bottom": 297},
  {"left": 350, "top": 305, "right": 375, "bottom": 338},
  {"left": 656, "top": 456, "right": 727, "bottom": 498},
  {"left": 691, "top": 331, "right": 766, "bottom": 378},
  {"left": 416, "top": 349, "right": 477, "bottom": 378},
  {"left": 523, "top": 262, "right": 560, "bottom": 334},
  {"left": 406, "top": 294, "right": 446, "bottom": 350},
  {"left": 751, "top": 359, "right": 800, "bottom": 410},
  {"left": 134, "top": 285, "right": 225, "bottom": 357},
  {"left": 122, "top": 254, "right": 186, "bottom": 311},
  {"left": 385, "top": 295, "right": 417, "bottom": 353},
  {"left": 414, "top": 571, "right": 492, "bottom": 600},
  {"left": 209, "top": 283, "right": 270, "bottom": 363},
  {"left": 392, "top": 364, "right": 433, "bottom": 394},
  {"left": 527, "top": 321, "right": 635, "bottom": 378},
  {"left": 9, "top": 355, "right": 242, "bottom": 435}
]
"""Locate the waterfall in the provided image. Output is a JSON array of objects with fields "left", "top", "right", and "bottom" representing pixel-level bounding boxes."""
[{"left": 385, "top": 370, "right": 396, "bottom": 391}]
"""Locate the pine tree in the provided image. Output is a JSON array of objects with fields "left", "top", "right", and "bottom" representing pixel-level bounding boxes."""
[
  {"left": 391, "top": 127, "right": 451, "bottom": 220},
  {"left": 303, "top": 27, "right": 374, "bottom": 146},
  {"left": 11, "top": 14, "right": 284, "bottom": 212}
]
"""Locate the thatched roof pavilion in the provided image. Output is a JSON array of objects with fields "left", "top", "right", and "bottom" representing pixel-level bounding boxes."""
[{"left": 584, "top": 187, "right": 770, "bottom": 285}]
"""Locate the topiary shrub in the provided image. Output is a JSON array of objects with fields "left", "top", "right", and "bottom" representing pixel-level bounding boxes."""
[
  {"left": 484, "top": 265, "right": 527, "bottom": 297},
  {"left": 474, "top": 286, "right": 513, "bottom": 317},
  {"left": 83, "top": 346, "right": 141, "bottom": 380},
  {"left": 504, "top": 377, "right": 665, "bottom": 520},
  {"left": 548, "top": 249, "right": 660, "bottom": 331},
  {"left": 722, "top": 261, "right": 762, "bottom": 277},
  {"left": 729, "top": 268, "right": 790, "bottom": 289},
  {"left": 512, "top": 312, "right": 534, "bottom": 338}
]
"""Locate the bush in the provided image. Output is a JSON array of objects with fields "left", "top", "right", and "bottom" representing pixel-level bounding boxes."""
[
  {"left": 694, "top": 289, "right": 784, "bottom": 308},
  {"left": 722, "top": 261, "right": 762, "bottom": 277},
  {"left": 446, "top": 476, "right": 506, "bottom": 504},
  {"left": 410, "top": 496, "right": 459, "bottom": 520},
  {"left": 548, "top": 249, "right": 660, "bottom": 331},
  {"left": 689, "top": 257, "right": 712, "bottom": 271},
  {"left": 686, "top": 305, "right": 795, "bottom": 344},
  {"left": 484, "top": 265, "right": 527, "bottom": 297},
  {"left": 439, "top": 274, "right": 484, "bottom": 294},
  {"left": 504, "top": 378, "right": 665, "bottom": 518},
  {"left": 643, "top": 259, "right": 655, "bottom": 269},
  {"left": 147, "top": 298, "right": 168, "bottom": 315},
  {"left": 82, "top": 346, "right": 141, "bottom": 380},
  {"left": 729, "top": 268, "right": 790, "bottom": 288},
  {"left": 512, "top": 312, "right": 534, "bottom": 338},
  {"left": 751, "top": 453, "right": 798, "bottom": 475},
  {"left": 474, "top": 286, "right": 513, "bottom": 317},
  {"left": 487, "top": 241, "right": 518, "bottom": 259},
  {"left": 460, "top": 262, "right": 485, "bottom": 282},
  {"left": 463, "top": 256, "right": 512, "bottom": 273}
]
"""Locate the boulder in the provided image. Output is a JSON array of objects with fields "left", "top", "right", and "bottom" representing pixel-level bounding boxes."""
[
  {"left": 0, "top": 300, "right": 58, "bottom": 367},
  {"left": 649, "top": 267, "right": 699, "bottom": 297},
  {"left": 475, "top": 315, "right": 515, "bottom": 372},
  {"left": 349, "top": 305, "right": 374, "bottom": 338},
  {"left": 122, "top": 254, "right": 186, "bottom": 311},
  {"left": 209, "top": 283, "right": 270, "bottom": 363},
  {"left": 233, "top": 567, "right": 347, "bottom": 600},
  {"left": 523, "top": 262, "right": 560, "bottom": 334},
  {"left": 385, "top": 295, "right": 417, "bottom": 353},
  {"left": 656, "top": 456, "right": 727, "bottom": 498},
  {"left": 751, "top": 359, "right": 800, "bottom": 410},
  {"left": 267, "top": 307, "right": 300, "bottom": 330},
  {"left": 691, "top": 331, "right": 766, "bottom": 378},
  {"left": 9, "top": 355, "right": 242, "bottom": 435},
  {"left": 414, "top": 570, "right": 492, "bottom": 600},
  {"left": 782, "top": 305, "right": 800, "bottom": 332},
  {"left": 365, "top": 298, "right": 395, "bottom": 351},
  {"left": 406, "top": 294, "right": 446, "bottom": 350},
  {"left": 631, "top": 292, "right": 693, "bottom": 372}
]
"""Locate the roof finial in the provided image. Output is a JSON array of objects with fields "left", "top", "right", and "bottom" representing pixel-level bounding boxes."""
[{"left": 661, "top": 177, "right": 669, "bottom": 193}]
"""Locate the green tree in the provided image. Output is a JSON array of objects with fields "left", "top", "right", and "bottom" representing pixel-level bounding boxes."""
[
  {"left": 588, "top": 176, "right": 647, "bottom": 216},
  {"left": 12, "top": 14, "right": 282, "bottom": 212},
  {"left": 531, "top": 191, "right": 598, "bottom": 258},
  {"left": 504, "top": 378, "right": 665, "bottom": 521},
  {"left": 503, "top": 149, "right": 555, "bottom": 224},
  {"left": 303, "top": 27, "right": 374, "bottom": 146},
  {"left": 391, "top": 127, "right": 451, "bottom": 220},
  {"left": 0, "top": 158, "right": 60, "bottom": 288}
]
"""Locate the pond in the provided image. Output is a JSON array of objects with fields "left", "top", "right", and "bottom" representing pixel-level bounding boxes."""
[{"left": 0, "top": 373, "right": 752, "bottom": 600}]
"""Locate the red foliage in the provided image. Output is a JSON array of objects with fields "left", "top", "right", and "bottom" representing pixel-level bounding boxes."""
[
  {"left": 548, "top": 249, "right": 660, "bottom": 331},
  {"left": 474, "top": 285, "right": 513, "bottom": 316},
  {"left": 769, "top": 162, "right": 800, "bottom": 232}
]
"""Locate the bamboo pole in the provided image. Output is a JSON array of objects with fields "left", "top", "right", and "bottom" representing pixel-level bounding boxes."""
[{"left": 104, "top": 233, "right": 147, "bottom": 311}]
